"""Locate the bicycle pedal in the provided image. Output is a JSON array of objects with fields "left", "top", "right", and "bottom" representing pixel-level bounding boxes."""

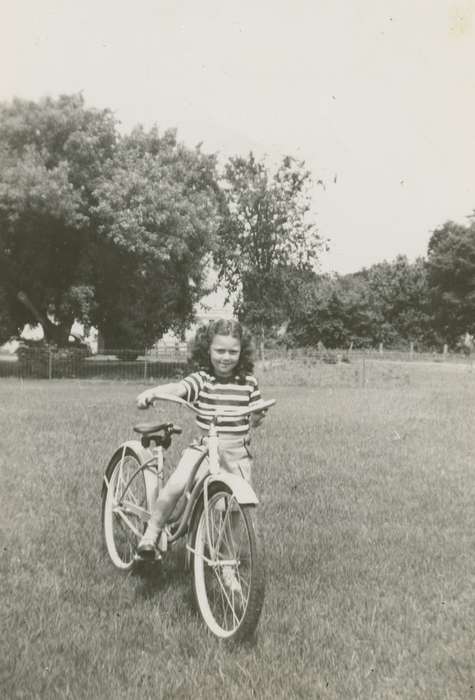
[{"left": 133, "top": 550, "right": 162, "bottom": 564}]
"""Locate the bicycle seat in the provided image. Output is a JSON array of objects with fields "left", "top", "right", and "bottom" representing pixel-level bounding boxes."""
[{"left": 133, "top": 421, "right": 182, "bottom": 436}]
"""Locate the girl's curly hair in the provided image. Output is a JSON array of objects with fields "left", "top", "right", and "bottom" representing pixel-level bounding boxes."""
[{"left": 189, "top": 319, "right": 255, "bottom": 381}]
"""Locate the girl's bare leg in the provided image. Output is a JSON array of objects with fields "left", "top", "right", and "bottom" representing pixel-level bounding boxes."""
[{"left": 137, "top": 448, "right": 200, "bottom": 555}]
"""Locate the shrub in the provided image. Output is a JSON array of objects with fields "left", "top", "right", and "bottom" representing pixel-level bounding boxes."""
[{"left": 16, "top": 341, "right": 89, "bottom": 378}]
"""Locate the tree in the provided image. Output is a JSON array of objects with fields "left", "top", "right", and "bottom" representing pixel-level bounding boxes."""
[
  {"left": 215, "top": 153, "right": 325, "bottom": 352},
  {"left": 0, "top": 287, "right": 17, "bottom": 342},
  {"left": 90, "top": 126, "right": 221, "bottom": 349},
  {"left": 359, "top": 256, "right": 435, "bottom": 348},
  {"left": 0, "top": 96, "right": 221, "bottom": 348},
  {"left": 286, "top": 256, "right": 435, "bottom": 350},
  {"left": 286, "top": 272, "right": 375, "bottom": 349},
  {"left": 426, "top": 220, "right": 475, "bottom": 345},
  {"left": 0, "top": 94, "right": 116, "bottom": 344}
]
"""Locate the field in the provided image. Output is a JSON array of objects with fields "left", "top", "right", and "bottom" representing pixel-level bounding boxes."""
[{"left": 1, "top": 362, "right": 474, "bottom": 699}]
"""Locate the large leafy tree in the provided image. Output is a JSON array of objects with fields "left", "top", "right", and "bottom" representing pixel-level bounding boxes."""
[
  {"left": 426, "top": 220, "right": 475, "bottom": 344},
  {"left": 90, "top": 126, "right": 221, "bottom": 348},
  {"left": 215, "top": 153, "right": 325, "bottom": 349},
  {"left": 0, "top": 94, "right": 115, "bottom": 344},
  {"left": 0, "top": 95, "right": 221, "bottom": 348}
]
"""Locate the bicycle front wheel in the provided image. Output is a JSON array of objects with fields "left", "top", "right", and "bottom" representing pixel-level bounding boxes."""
[
  {"left": 102, "top": 448, "right": 148, "bottom": 570},
  {"left": 192, "top": 484, "right": 265, "bottom": 641}
]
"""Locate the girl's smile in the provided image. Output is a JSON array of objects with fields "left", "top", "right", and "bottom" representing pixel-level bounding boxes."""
[{"left": 209, "top": 334, "right": 241, "bottom": 377}]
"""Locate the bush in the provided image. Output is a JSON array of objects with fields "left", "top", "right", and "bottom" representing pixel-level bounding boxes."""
[
  {"left": 16, "top": 341, "right": 89, "bottom": 378},
  {"left": 115, "top": 350, "right": 139, "bottom": 361}
]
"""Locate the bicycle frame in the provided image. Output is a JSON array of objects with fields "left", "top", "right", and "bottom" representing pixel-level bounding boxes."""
[
  {"left": 105, "top": 398, "right": 271, "bottom": 553},
  {"left": 103, "top": 395, "right": 274, "bottom": 552},
  {"left": 106, "top": 428, "right": 259, "bottom": 555},
  {"left": 102, "top": 394, "right": 275, "bottom": 640}
]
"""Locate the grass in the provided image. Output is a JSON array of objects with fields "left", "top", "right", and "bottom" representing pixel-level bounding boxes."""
[{"left": 1, "top": 362, "right": 474, "bottom": 699}]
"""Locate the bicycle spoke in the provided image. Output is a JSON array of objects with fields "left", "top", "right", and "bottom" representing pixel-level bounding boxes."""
[
  {"left": 214, "top": 495, "right": 237, "bottom": 556},
  {"left": 193, "top": 488, "right": 265, "bottom": 640},
  {"left": 103, "top": 452, "right": 148, "bottom": 569},
  {"left": 213, "top": 568, "right": 240, "bottom": 628},
  {"left": 114, "top": 507, "right": 144, "bottom": 539},
  {"left": 212, "top": 569, "right": 228, "bottom": 627},
  {"left": 207, "top": 499, "right": 247, "bottom": 629}
]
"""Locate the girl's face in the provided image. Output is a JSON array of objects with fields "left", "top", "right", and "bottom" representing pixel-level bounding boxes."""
[{"left": 209, "top": 334, "right": 241, "bottom": 378}]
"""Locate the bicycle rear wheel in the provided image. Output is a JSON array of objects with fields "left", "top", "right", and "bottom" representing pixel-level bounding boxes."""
[
  {"left": 192, "top": 484, "right": 265, "bottom": 641},
  {"left": 102, "top": 449, "right": 148, "bottom": 570}
]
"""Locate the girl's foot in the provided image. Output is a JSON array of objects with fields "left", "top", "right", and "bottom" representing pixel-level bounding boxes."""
[{"left": 137, "top": 524, "right": 160, "bottom": 559}]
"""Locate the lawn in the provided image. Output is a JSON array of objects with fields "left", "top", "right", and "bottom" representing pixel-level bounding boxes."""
[{"left": 1, "top": 363, "right": 474, "bottom": 699}]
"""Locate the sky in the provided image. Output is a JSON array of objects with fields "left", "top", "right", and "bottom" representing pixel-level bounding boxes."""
[{"left": 1, "top": 0, "right": 475, "bottom": 274}]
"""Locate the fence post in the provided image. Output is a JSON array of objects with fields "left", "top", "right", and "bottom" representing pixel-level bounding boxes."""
[
  {"left": 143, "top": 351, "right": 148, "bottom": 381},
  {"left": 443, "top": 344, "right": 448, "bottom": 360},
  {"left": 409, "top": 341, "right": 414, "bottom": 360},
  {"left": 48, "top": 349, "right": 53, "bottom": 379},
  {"left": 379, "top": 342, "right": 383, "bottom": 355},
  {"left": 361, "top": 357, "right": 366, "bottom": 388}
]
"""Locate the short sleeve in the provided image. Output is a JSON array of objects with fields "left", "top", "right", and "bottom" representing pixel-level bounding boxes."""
[{"left": 180, "top": 371, "right": 206, "bottom": 404}]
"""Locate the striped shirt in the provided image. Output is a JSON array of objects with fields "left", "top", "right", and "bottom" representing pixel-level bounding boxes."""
[{"left": 180, "top": 371, "right": 262, "bottom": 436}]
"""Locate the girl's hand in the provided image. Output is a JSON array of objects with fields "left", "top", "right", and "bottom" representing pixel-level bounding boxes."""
[
  {"left": 137, "top": 382, "right": 187, "bottom": 408},
  {"left": 136, "top": 388, "right": 156, "bottom": 409},
  {"left": 251, "top": 409, "right": 267, "bottom": 428}
]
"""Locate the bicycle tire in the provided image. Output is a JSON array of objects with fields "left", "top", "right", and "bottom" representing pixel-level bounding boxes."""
[
  {"left": 191, "top": 483, "right": 265, "bottom": 641},
  {"left": 101, "top": 448, "right": 148, "bottom": 570}
]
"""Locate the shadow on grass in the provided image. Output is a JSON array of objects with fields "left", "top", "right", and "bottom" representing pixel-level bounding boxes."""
[
  {"left": 129, "top": 546, "right": 263, "bottom": 647},
  {"left": 131, "top": 543, "right": 196, "bottom": 610}
]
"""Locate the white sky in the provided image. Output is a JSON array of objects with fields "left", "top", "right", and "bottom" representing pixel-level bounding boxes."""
[{"left": 1, "top": 0, "right": 475, "bottom": 274}]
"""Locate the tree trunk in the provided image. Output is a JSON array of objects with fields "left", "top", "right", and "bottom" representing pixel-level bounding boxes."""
[
  {"left": 41, "top": 318, "right": 72, "bottom": 346},
  {"left": 259, "top": 324, "right": 265, "bottom": 362}
]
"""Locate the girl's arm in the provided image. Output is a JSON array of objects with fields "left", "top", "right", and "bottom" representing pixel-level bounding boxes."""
[{"left": 136, "top": 381, "right": 187, "bottom": 408}]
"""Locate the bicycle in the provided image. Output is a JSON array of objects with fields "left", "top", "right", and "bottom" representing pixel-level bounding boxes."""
[{"left": 101, "top": 393, "right": 276, "bottom": 641}]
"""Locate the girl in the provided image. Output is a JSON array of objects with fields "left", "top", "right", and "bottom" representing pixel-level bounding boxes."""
[{"left": 135, "top": 319, "right": 267, "bottom": 588}]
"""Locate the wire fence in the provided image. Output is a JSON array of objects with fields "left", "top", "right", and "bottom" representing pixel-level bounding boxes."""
[
  {"left": 262, "top": 345, "right": 473, "bottom": 365},
  {"left": 256, "top": 352, "right": 474, "bottom": 388},
  {"left": 0, "top": 347, "right": 189, "bottom": 381},
  {"left": 0, "top": 344, "right": 473, "bottom": 387}
]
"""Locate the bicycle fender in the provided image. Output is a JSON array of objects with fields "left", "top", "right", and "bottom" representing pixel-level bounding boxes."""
[
  {"left": 117, "top": 439, "right": 153, "bottom": 466},
  {"left": 185, "top": 473, "right": 259, "bottom": 570},
  {"left": 208, "top": 473, "right": 259, "bottom": 505},
  {"left": 102, "top": 440, "right": 154, "bottom": 496}
]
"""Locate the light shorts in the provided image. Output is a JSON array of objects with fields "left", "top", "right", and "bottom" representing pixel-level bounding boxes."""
[{"left": 183, "top": 435, "right": 253, "bottom": 484}]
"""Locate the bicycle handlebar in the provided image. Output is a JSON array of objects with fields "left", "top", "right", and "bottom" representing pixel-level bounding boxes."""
[{"left": 148, "top": 393, "right": 276, "bottom": 418}]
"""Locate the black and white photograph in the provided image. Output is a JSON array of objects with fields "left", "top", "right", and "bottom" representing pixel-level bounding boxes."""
[{"left": 1, "top": 1, "right": 474, "bottom": 698}]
